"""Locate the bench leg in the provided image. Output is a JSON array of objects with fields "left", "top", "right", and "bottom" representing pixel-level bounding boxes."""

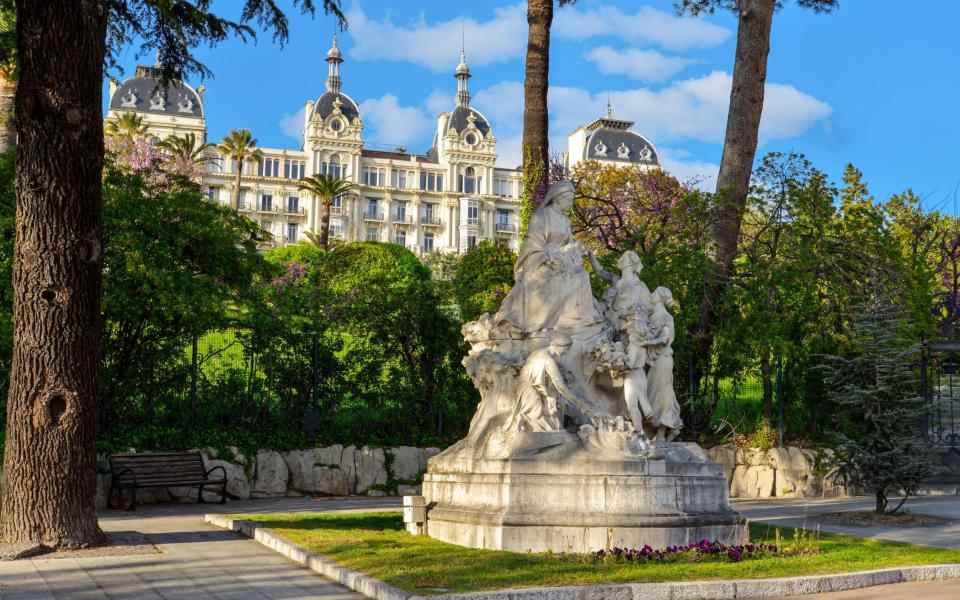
[
  {"left": 197, "top": 484, "right": 206, "bottom": 504},
  {"left": 127, "top": 487, "right": 137, "bottom": 511},
  {"left": 220, "top": 480, "right": 227, "bottom": 504}
]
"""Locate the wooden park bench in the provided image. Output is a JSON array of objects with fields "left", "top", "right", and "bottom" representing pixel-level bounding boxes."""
[{"left": 108, "top": 452, "right": 227, "bottom": 510}]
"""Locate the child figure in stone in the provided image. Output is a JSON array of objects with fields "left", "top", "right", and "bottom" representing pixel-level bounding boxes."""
[
  {"left": 643, "top": 286, "right": 683, "bottom": 441},
  {"left": 505, "top": 334, "right": 577, "bottom": 432},
  {"left": 590, "top": 250, "right": 654, "bottom": 436},
  {"left": 590, "top": 250, "right": 652, "bottom": 333}
]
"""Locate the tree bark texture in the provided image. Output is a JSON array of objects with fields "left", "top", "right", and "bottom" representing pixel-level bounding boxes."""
[
  {"left": 522, "top": 0, "right": 553, "bottom": 189},
  {"left": 1, "top": 0, "right": 107, "bottom": 547},
  {"left": 694, "top": 0, "right": 775, "bottom": 374}
]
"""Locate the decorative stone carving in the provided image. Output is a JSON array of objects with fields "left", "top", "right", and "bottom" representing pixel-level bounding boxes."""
[
  {"left": 422, "top": 180, "right": 745, "bottom": 553},
  {"left": 616, "top": 142, "right": 631, "bottom": 159},
  {"left": 149, "top": 91, "right": 166, "bottom": 111},
  {"left": 120, "top": 89, "right": 138, "bottom": 108},
  {"left": 594, "top": 141, "right": 607, "bottom": 156},
  {"left": 177, "top": 94, "right": 194, "bottom": 114},
  {"left": 638, "top": 145, "right": 653, "bottom": 162}
]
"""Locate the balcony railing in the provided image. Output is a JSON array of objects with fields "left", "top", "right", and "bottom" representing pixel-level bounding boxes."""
[
  {"left": 330, "top": 206, "right": 344, "bottom": 216},
  {"left": 392, "top": 212, "right": 414, "bottom": 224},
  {"left": 364, "top": 210, "right": 385, "bottom": 222},
  {"left": 495, "top": 222, "right": 516, "bottom": 233},
  {"left": 466, "top": 216, "right": 482, "bottom": 226},
  {"left": 420, "top": 215, "right": 442, "bottom": 226},
  {"left": 284, "top": 206, "right": 306, "bottom": 216}
]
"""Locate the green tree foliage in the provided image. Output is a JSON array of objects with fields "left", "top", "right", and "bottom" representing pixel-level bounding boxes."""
[
  {"left": 819, "top": 299, "right": 937, "bottom": 514},
  {"left": 259, "top": 243, "right": 476, "bottom": 445},
  {"left": 98, "top": 161, "right": 268, "bottom": 438},
  {"left": 450, "top": 241, "right": 515, "bottom": 322}
]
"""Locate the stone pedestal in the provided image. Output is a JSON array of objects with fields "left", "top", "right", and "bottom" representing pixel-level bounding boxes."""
[{"left": 423, "top": 436, "right": 747, "bottom": 553}]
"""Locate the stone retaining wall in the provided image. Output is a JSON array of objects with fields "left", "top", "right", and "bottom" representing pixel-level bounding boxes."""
[
  {"left": 93, "top": 445, "right": 441, "bottom": 509},
  {"left": 705, "top": 444, "right": 848, "bottom": 499},
  {"left": 0, "top": 443, "right": 843, "bottom": 509}
]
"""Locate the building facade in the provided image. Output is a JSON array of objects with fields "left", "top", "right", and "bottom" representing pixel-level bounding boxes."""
[{"left": 106, "top": 37, "right": 659, "bottom": 253}]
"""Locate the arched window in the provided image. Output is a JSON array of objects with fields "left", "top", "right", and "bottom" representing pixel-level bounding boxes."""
[{"left": 462, "top": 166, "right": 476, "bottom": 194}]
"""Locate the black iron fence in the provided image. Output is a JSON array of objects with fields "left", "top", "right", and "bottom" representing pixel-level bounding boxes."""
[{"left": 921, "top": 340, "right": 960, "bottom": 448}]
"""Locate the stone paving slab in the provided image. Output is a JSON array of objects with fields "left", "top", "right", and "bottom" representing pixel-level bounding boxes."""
[
  {"left": 2, "top": 495, "right": 960, "bottom": 599},
  {"left": 0, "top": 498, "right": 385, "bottom": 600}
]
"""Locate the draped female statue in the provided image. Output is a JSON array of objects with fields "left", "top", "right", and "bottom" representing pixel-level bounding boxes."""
[{"left": 496, "top": 182, "right": 603, "bottom": 334}]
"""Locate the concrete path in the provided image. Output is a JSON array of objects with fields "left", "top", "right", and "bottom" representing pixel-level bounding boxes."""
[
  {"left": 735, "top": 495, "right": 960, "bottom": 549},
  {"left": 0, "top": 497, "right": 396, "bottom": 600},
  {"left": 2, "top": 495, "right": 960, "bottom": 599}
]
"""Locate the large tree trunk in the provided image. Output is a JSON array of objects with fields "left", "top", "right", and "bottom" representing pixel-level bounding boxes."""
[
  {"left": 0, "top": 1, "right": 107, "bottom": 547},
  {"left": 692, "top": 0, "right": 775, "bottom": 381},
  {"left": 0, "top": 72, "right": 16, "bottom": 153},
  {"left": 520, "top": 0, "right": 553, "bottom": 233},
  {"left": 319, "top": 200, "right": 331, "bottom": 250}
]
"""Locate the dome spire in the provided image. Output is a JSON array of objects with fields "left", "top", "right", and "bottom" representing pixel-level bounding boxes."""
[
  {"left": 326, "top": 32, "right": 343, "bottom": 94},
  {"left": 455, "top": 24, "right": 471, "bottom": 108}
]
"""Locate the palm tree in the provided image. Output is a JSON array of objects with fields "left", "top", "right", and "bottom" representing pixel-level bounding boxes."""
[
  {"left": 297, "top": 174, "right": 354, "bottom": 250},
  {"left": 520, "top": 0, "right": 576, "bottom": 235},
  {"left": 218, "top": 128, "right": 263, "bottom": 211},
  {"left": 105, "top": 111, "right": 148, "bottom": 140},
  {"left": 157, "top": 132, "right": 215, "bottom": 179}
]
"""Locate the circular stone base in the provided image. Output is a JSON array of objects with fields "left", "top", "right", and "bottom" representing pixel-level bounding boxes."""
[{"left": 422, "top": 440, "right": 748, "bottom": 553}]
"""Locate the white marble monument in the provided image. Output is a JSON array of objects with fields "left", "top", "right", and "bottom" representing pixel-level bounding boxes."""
[{"left": 422, "top": 181, "right": 746, "bottom": 553}]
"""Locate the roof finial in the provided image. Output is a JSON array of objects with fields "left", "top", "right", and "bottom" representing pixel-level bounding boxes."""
[{"left": 606, "top": 94, "right": 613, "bottom": 118}]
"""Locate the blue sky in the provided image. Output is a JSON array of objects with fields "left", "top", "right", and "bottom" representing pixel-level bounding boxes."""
[{"left": 106, "top": 0, "right": 960, "bottom": 206}]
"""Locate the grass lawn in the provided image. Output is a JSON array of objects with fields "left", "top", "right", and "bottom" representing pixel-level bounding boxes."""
[{"left": 233, "top": 512, "right": 960, "bottom": 594}]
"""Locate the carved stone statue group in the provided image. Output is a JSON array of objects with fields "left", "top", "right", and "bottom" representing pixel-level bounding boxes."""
[{"left": 461, "top": 181, "right": 683, "bottom": 458}]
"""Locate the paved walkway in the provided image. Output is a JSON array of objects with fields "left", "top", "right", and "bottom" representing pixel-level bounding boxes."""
[
  {"left": 2, "top": 495, "right": 959, "bottom": 599},
  {"left": 0, "top": 498, "right": 395, "bottom": 600}
]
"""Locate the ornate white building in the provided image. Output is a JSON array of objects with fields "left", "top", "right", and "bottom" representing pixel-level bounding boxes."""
[{"left": 105, "top": 37, "right": 660, "bottom": 253}]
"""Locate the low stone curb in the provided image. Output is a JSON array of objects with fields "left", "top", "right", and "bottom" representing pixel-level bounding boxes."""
[{"left": 203, "top": 514, "right": 960, "bottom": 600}]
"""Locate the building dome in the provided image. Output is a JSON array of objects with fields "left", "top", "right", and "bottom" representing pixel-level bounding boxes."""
[
  {"left": 584, "top": 123, "right": 658, "bottom": 166},
  {"left": 108, "top": 65, "right": 203, "bottom": 118},
  {"left": 326, "top": 33, "right": 343, "bottom": 61},
  {"left": 313, "top": 90, "right": 360, "bottom": 123},
  {"left": 445, "top": 106, "right": 490, "bottom": 138}
]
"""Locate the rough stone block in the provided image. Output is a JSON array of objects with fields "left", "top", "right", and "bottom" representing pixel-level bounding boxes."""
[
  {"left": 403, "top": 495, "right": 426, "bottom": 507},
  {"left": 730, "top": 465, "right": 775, "bottom": 498},
  {"left": 354, "top": 446, "right": 387, "bottom": 494},
  {"left": 705, "top": 444, "right": 736, "bottom": 486},
  {"left": 390, "top": 446, "right": 425, "bottom": 481},
  {"left": 312, "top": 465, "right": 352, "bottom": 496},
  {"left": 252, "top": 450, "right": 287, "bottom": 498},
  {"left": 207, "top": 458, "right": 251, "bottom": 499}
]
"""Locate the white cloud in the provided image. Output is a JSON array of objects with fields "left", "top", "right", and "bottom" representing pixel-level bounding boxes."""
[
  {"left": 359, "top": 94, "right": 434, "bottom": 147},
  {"left": 345, "top": 3, "right": 730, "bottom": 72},
  {"left": 585, "top": 46, "right": 697, "bottom": 82},
  {"left": 279, "top": 106, "right": 306, "bottom": 142},
  {"left": 472, "top": 73, "right": 831, "bottom": 168},
  {"left": 658, "top": 148, "right": 719, "bottom": 191},
  {"left": 425, "top": 89, "right": 453, "bottom": 116},
  {"left": 347, "top": 4, "right": 526, "bottom": 72},
  {"left": 554, "top": 5, "right": 730, "bottom": 51}
]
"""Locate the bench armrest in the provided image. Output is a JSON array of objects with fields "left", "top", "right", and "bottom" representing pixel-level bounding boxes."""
[
  {"left": 113, "top": 466, "right": 137, "bottom": 487},
  {"left": 204, "top": 465, "right": 227, "bottom": 482}
]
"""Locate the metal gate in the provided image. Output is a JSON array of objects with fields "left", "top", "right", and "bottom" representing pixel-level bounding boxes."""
[{"left": 922, "top": 341, "right": 960, "bottom": 447}]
